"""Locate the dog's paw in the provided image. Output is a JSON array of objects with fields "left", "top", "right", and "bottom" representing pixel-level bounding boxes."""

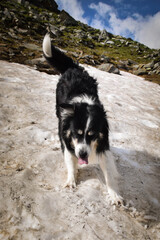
[
  {"left": 63, "top": 176, "right": 76, "bottom": 188},
  {"left": 107, "top": 187, "right": 124, "bottom": 206}
]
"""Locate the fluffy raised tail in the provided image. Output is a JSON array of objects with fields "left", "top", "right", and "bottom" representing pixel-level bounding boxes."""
[{"left": 42, "top": 33, "right": 78, "bottom": 74}]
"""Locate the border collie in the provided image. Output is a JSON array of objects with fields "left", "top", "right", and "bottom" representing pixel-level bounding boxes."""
[{"left": 43, "top": 34, "right": 123, "bottom": 205}]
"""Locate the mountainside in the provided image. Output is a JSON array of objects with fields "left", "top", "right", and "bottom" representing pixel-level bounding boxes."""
[{"left": 0, "top": 0, "right": 160, "bottom": 83}]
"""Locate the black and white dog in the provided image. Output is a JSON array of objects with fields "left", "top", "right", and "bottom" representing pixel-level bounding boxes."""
[{"left": 43, "top": 34, "right": 123, "bottom": 204}]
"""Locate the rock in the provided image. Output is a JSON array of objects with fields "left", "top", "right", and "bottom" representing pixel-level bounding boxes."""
[
  {"left": 3, "top": 8, "right": 12, "bottom": 19},
  {"left": 24, "top": 1, "right": 30, "bottom": 7},
  {"left": 132, "top": 64, "right": 140, "bottom": 70},
  {"left": 127, "top": 59, "right": 138, "bottom": 65},
  {"left": 133, "top": 61, "right": 160, "bottom": 76},
  {"left": 118, "top": 59, "right": 137, "bottom": 70},
  {"left": 26, "top": 0, "right": 59, "bottom": 12},
  {"left": 79, "top": 39, "right": 94, "bottom": 49},
  {"left": 59, "top": 26, "right": 67, "bottom": 31},
  {"left": 16, "top": 28, "right": 28, "bottom": 34},
  {"left": 136, "top": 47, "right": 143, "bottom": 54},
  {"left": 156, "top": 67, "right": 160, "bottom": 75},
  {"left": 59, "top": 10, "right": 78, "bottom": 26},
  {"left": 106, "top": 41, "right": 115, "bottom": 45},
  {"left": 119, "top": 39, "right": 126, "bottom": 44},
  {"left": 75, "top": 30, "right": 87, "bottom": 39},
  {"left": 98, "top": 63, "right": 120, "bottom": 74},
  {"left": 49, "top": 25, "right": 62, "bottom": 37},
  {"left": 23, "top": 43, "right": 41, "bottom": 51},
  {"left": 154, "top": 62, "right": 160, "bottom": 69},
  {"left": 24, "top": 57, "right": 59, "bottom": 74},
  {"left": 125, "top": 41, "right": 131, "bottom": 46},
  {"left": 100, "top": 55, "right": 111, "bottom": 63},
  {"left": 87, "top": 33, "right": 92, "bottom": 40},
  {"left": 91, "top": 34, "right": 99, "bottom": 41},
  {"left": 117, "top": 62, "right": 131, "bottom": 71},
  {"left": 133, "top": 68, "right": 148, "bottom": 76},
  {"left": 25, "top": 57, "right": 46, "bottom": 66},
  {"left": 98, "top": 29, "right": 110, "bottom": 42},
  {"left": 15, "top": 0, "right": 25, "bottom": 4},
  {"left": 144, "top": 61, "right": 154, "bottom": 69}
]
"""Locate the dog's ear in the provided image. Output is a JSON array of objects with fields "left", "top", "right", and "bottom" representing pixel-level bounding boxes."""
[{"left": 60, "top": 103, "right": 75, "bottom": 118}]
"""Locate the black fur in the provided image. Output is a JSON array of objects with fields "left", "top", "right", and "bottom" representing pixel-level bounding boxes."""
[
  {"left": 44, "top": 44, "right": 78, "bottom": 74},
  {"left": 43, "top": 35, "right": 109, "bottom": 159}
]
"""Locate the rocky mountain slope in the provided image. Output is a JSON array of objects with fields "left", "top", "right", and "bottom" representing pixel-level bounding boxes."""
[{"left": 0, "top": 0, "right": 160, "bottom": 83}]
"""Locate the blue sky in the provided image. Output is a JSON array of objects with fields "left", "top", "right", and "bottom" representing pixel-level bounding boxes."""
[{"left": 55, "top": 0, "right": 160, "bottom": 49}]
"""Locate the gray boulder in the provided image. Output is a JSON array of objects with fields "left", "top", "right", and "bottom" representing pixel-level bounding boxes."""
[
  {"left": 106, "top": 40, "right": 115, "bottom": 45},
  {"left": 133, "top": 68, "right": 148, "bottom": 76},
  {"left": 154, "top": 62, "right": 160, "bottom": 69},
  {"left": 98, "top": 29, "right": 110, "bottom": 42},
  {"left": 98, "top": 63, "right": 120, "bottom": 74},
  {"left": 144, "top": 61, "right": 154, "bottom": 69},
  {"left": 25, "top": 57, "right": 59, "bottom": 74}
]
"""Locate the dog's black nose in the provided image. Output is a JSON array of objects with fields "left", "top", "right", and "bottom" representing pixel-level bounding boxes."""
[{"left": 79, "top": 150, "right": 88, "bottom": 159}]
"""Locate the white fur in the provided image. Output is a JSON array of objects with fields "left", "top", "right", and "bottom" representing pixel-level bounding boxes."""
[
  {"left": 72, "top": 117, "right": 91, "bottom": 159},
  {"left": 61, "top": 108, "right": 74, "bottom": 120},
  {"left": 63, "top": 146, "right": 77, "bottom": 188},
  {"left": 72, "top": 140, "right": 91, "bottom": 159},
  {"left": 42, "top": 33, "right": 52, "bottom": 58},
  {"left": 85, "top": 116, "right": 91, "bottom": 133},
  {"left": 64, "top": 140, "right": 123, "bottom": 204},
  {"left": 70, "top": 94, "right": 95, "bottom": 105},
  {"left": 88, "top": 140, "right": 98, "bottom": 164},
  {"left": 99, "top": 151, "right": 124, "bottom": 205}
]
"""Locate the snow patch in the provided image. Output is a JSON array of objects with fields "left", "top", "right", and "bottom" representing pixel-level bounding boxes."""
[
  {"left": 0, "top": 61, "right": 160, "bottom": 239},
  {"left": 140, "top": 119, "right": 159, "bottom": 128}
]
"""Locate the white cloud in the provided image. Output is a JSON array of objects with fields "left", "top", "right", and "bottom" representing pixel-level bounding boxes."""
[
  {"left": 89, "top": 2, "right": 160, "bottom": 49},
  {"left": 89, "top": 15, "right": 105, "bottom": 30},
  {"left": 108, "top": 13, "right": 139, "bottom": 36},
  {"left": 89, "top": 2, "right": 114, "bottom": 18},
  {"left": 89, "top": 2, "right": 115, "bottom": 31},
  {"left": 108, "top": 12, "right": 160, "bottom": 49},
  {"left": 55, "top": 0, "right": 88, "bottom": 24},
  {"left": 135, "top": 12, "right": 160, "bottom": 49}
]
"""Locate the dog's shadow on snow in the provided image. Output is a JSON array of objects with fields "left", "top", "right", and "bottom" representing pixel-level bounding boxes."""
[
  {"left": 77, "top": 163, "right": 106, "bottom": 185},
  {"left": 113, "top": 147, "right": 160, "bottom": 225},
  {"left": 77, "top": 147, "right": 160, "bottom": 224}
]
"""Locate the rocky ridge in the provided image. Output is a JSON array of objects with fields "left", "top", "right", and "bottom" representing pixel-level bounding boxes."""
[{"left": 0, "top": 0, "right": 160, "bottom": 83}]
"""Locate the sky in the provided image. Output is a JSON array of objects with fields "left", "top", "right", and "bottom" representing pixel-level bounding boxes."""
[{"left": 55, "top": 0, "right": 160, "bottom": 49}]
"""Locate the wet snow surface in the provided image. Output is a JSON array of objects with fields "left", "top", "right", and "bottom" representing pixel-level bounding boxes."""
[{"left": 0, "top": 60, "right": 160, "bottom": 239}]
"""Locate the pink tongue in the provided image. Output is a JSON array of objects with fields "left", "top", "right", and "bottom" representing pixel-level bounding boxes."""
[{"left": 78, "top": 158, "right": 88, "bottom": 165}]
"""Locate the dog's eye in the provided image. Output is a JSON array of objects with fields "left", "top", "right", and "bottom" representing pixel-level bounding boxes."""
[
  {"left": 88, "top": 131, "right": 94, "bottom": 136},
  {"left": 77, "top": 129, "right": 83, "bottom": 135}
]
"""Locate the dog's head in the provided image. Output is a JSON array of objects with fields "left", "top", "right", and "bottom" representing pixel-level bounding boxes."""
[{"left": 60, "top": 102, "right": 109, "bottom": 165}]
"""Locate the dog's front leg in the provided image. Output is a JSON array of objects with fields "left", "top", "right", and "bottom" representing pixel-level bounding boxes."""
[
  {"left": 63, "top": 147, "right": 78, "bottom": 188},
  {"left": 99, "top": 151, "right": 124, "bottom": 205}
]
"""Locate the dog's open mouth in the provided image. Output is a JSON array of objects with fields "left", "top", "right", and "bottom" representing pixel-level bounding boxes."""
[{"left": 78, "top": 158, "right": 88, "bottom": 165}]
